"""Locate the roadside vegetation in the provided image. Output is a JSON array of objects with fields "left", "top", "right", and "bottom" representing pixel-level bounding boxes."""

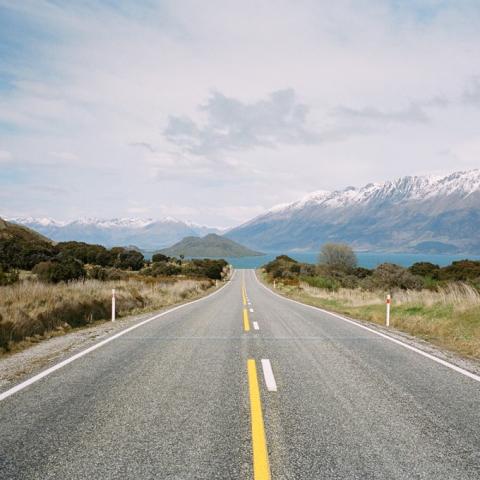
[
  {"left": 262, "top": 244, "right": 480, "bottom": 360},
  {"left": 0, "top": 224, "right": 230, "bottom": 353}
]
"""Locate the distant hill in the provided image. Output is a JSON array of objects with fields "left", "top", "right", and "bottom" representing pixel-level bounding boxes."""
[
  {"left": 226, "top": 169, "right": 480, "bottom": 254},
  {"left": 0, "top": 217, "right": 54, "bottom": 245},
  {"left": 7, "top": 217, "right": 223, "bottom": 251},
  {"left": 0, "top": 216, "right": 57, "bottom": 270},
  {"left": 158, "top": 234, "right": 264, "bottom": 258}
]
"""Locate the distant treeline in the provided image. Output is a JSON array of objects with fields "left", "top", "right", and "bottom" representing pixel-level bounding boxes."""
[
  {"left": 0, "top": 238, "right": 228, "bottom": 285},
  {"left": 264, "top": 247, "right": 480, "bottom": 292}
]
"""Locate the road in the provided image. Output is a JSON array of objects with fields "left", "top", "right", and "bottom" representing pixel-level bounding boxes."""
[{"left": 1, "top": 269, "right": 479, "bottom": 479}]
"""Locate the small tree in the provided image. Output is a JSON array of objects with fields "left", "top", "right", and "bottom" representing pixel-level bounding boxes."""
[{"left": 318, "top": 243, "right": 357, "bottom": 273}]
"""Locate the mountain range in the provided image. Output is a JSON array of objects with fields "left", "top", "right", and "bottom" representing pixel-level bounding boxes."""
[
  {"left": 6, "top": 169, "right": 480, "bottom": 254},
  {"left": 226, "top": 169, "right": 480, "bottom": 253},
  {"left": 6, "top": 217, "right": 222, "bottom": 251}
]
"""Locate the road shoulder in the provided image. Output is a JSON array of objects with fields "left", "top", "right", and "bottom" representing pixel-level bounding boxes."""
[{"left": 254, "top": 269, "right": 480, "bottom": 378}]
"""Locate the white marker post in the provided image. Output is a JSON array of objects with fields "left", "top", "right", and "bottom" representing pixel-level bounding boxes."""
[
  {"left": 386, "top": 294, "right": 391, "bottom": 327},
  {"left": 112, "top": 288, "right": 116, "bottom": 322},
  {"left": 273, "top": 280, "right": 276, "bottom": 289}
]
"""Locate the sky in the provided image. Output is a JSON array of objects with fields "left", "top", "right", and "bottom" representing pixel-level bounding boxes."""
[{"left": 1, "top": 0, "right": 480, "bottom": 227}]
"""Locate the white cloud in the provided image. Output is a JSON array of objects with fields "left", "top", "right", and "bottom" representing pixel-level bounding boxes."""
[{"left": 1, "top": 1, "right": 480, "bottom": 226}]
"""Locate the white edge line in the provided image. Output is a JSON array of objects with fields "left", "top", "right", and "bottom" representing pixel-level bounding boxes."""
[
  {"left": 0, "top": 270, "right": 237, "bottom": 402},
  {"left": 261, "top": 358, "right": 277, "bottom": 391},
  {"left": 253, "top": 271, "right": 480, "bottom": 383},
  {"left": 253, "top": 321, "right": 260, "bottom": 330}
]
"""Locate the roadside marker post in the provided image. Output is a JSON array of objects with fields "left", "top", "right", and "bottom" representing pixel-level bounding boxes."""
[
  {"left": 112, "top": 289, "right": 116, "bottom": 322},
  {"left": 273, "top": 280, "right": 276, "bottom": 289},
  {"left": 386, "top": 294, "right": 391, "bottom": 327}
]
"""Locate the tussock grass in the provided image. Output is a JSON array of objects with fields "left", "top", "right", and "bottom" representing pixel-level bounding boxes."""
[
  {"left": 273, "top": 279, "right": 480, "bottom": 360},
  {"left": 0, "top": 278, "right": 212, "bottom": 353}
]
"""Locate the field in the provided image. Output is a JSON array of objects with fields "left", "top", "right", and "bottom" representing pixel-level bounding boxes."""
[
  {"left": 267, "top": 276, "right": 480, "bottom": 360},
  {"left": 0, "top": 277, "right": 214, "bottom": 353}
]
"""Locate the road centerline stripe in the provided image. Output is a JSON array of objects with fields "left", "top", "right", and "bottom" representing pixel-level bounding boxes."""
[
  {"left": 243, "top": 308, "right": 251, "bottom": 332},
  {"left": 247, "top": 359, "right": 271, "bottom": 480},
  {"left": 261, "top": 359, "right": 277, "bottom": 392}
]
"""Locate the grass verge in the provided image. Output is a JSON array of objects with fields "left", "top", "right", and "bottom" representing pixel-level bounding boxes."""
[
  {"left": 0, "top": 277, "right": 215, "bottom": 354},
  {"left": 260, "top": 272, "right": 480, "bottom": 360}
]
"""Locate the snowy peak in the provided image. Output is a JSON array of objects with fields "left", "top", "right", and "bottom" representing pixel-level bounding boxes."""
[
  {"left": 263, "top": 169, "right": 480, "bottom": 216},
  {"left": 227, "top": 168, "right": 480, "bottom": 253},
  {"left": 5, "top": 216, "right": 223, "bottom": 250}
]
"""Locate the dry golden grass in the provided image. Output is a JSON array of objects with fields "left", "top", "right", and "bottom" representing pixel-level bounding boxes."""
[
  {"left": 272, "top": 278, "right": 480, "bottom": 360},
  {"left": 0, "top": 277, "right": 213, "bottom": 353},
  {"left": 300, "top": 281, "right": 480, "bottom": 310}
]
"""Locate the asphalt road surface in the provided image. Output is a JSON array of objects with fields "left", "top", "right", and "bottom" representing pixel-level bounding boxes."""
[{"left": 1, "top": 269, "right": 479, "bottom": 479}]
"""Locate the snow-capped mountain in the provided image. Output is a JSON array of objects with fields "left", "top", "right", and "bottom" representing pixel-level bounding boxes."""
[
  {"left": 8, "top": 217, "right": 222, "bottom": 251},
  {"left": 226, "top": 169, "right": 480, "bottom": 253}
]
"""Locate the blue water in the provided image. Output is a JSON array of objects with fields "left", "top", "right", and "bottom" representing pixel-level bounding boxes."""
[{"left": 225, "top": 252, "right": 480, "bottom": 269}]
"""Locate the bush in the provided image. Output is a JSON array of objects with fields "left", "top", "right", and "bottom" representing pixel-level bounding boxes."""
[
  {"left": 438, "top": 260, "right": 480, "bottom": 282},
  {"left": 353, "top": 267, "right": 373, "bottom": 279},
  {"left": 301, "top": 275, "right": 339, "bottom": 291},
  {"left": 318, "top": 243, "right": 357, "bottom": 273},
  {"left": 144, "top": 262, "right": 182, "bottom": 277},
  {"left": 0, "top": 265, "right": 19, "bottom": 286},
  {"left": 185, "top": 259, "right": 228, "bottom": 280},
  {"left": 113, "top": 249, "right": 145, "bottom": 271},
  {"left": 57, "top": 241, "right": 114, "bottom": 266},
  {"left": 152, "top": 253, "right": 171, "bottom": 263},
  {"left": 363, "top": 263, "right": 423, "bottom": 291},
  {"left": 0, "top": 237, "right": 57, "bottom": 270},
  {"left": 409, "top": 262, "right": 440, "bottom": 278},
  {"left": 33, "top": 258, "right": 86, "bottom": 284},
  {"left": 264, "top": 255, "right": 297, "bottom": 273}
]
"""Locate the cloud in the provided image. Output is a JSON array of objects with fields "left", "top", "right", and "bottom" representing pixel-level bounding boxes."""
[
  {"left": 1, "top": 1, "right": 480, "bottom": 226},
  {"left": 334, "top": 102, "right": 430, "bottom": 125},
  {"left": 463, "top": 77, "right": 480, "bottom": 106},
  {"left": 164, "top": 88, "right": 318, "bottom": 154}
]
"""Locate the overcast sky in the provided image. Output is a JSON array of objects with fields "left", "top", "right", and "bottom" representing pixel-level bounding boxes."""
[{"left": 1, "top": 0, "right": 480, "bottom": 227}]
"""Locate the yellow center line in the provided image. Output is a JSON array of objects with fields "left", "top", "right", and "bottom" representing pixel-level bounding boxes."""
[
  {"left": 243, "top": 308, "right": 250, "bottom": 331},
  {"left": 247, "top": 359, "right": 271, "bottom": 480}
]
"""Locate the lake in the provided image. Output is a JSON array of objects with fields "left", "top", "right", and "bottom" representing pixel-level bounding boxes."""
[{"left": 224, "top": 252, "right": 480, "bottom": 269}]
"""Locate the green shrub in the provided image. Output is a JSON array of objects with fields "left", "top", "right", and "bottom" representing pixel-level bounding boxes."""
[
  {"left": 33, "top": 258, "right": 86, "bottom": 284},
  {"left": 362, "top": 263, "right": 423, "bottom": 291},
  {"left": 152, "top": 253, "right": 171, "bottom": 263},
  {"left": 113, "top": 249, "right": 145, "bottom": 271},
  {"left": 185, "top": 259, "right": 227, "bottom": 280},
  {"left": 0, "top": 265, "right": 19, "bottom": 285},
  {"left": 57, "top": 241, "right": 114, "bottom": 266},
  {"left": 144, "top": 262, "right": 182, "bottom": 277},
  {"left": 438, "top": 260, "right": 480, "bottom": 282},
  {"left": 409, "top": 262, "right": 440, "bottom": 278},
  {"left": 301, "top": 275, "right": 339, "bottom": 291}
]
